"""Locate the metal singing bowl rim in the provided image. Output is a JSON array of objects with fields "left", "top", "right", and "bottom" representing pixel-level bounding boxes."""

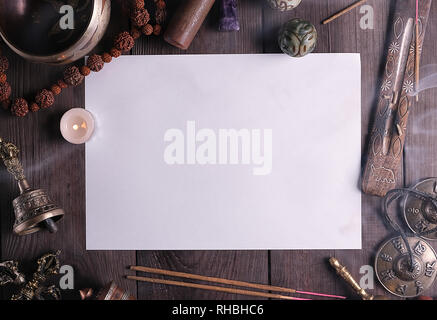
[{"left": 0, "top": 0, "right": 110, "bottom": 64}]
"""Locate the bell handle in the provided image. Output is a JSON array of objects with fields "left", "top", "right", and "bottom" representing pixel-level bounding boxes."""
[
  {"left": 329, "top": 257, "right": 374, "bottom": 300},
  {"left": 0, "top": 138, "right": 26, "bottom": 182}
]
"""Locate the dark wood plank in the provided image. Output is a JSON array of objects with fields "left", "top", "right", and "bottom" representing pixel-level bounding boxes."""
[
  {"left": 133, "top": 0, "right": 269, "bottom": 300},
  {"left": 267, "top": 0, "right": 396, "bottom": 299},
  {"left": 264, "top": 0, "right": 336, "bottom": 299},
  {"left": 335, "top": 0, "right": 394, "bottom": 299},
  {"left": 0, "top": 0, "right": 136, "bottom": 299},
  {"left": 404, "top": 0, "right": 437, "bottom": 297}
]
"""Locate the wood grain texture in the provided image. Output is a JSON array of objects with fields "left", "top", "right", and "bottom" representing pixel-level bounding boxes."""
[
  {"left": 132, "top": 0, "right": 269, "bottom": 300},
  {"left": 0, "top": 0, "right": 135, "bottom": 300},
  {"left": 1, "top": 0, "right": 436, "bottom": 300}
]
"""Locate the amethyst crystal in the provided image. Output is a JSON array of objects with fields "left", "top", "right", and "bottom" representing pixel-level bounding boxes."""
[{"left": 219, "top": 0, "right": 240, "bottom": 31}]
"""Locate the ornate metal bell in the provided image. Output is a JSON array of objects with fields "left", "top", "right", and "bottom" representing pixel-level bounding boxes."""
[{"left": 0, "top": 138, "right": 64, "bottom": 236}]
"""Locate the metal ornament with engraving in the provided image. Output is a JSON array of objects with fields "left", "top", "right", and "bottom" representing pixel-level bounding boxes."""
[
  {"left": 375, "top": 236, "right": 437, "bottom": 297},
  {"left": 404, "top": 178, "right": 437, "bottom": 239}
]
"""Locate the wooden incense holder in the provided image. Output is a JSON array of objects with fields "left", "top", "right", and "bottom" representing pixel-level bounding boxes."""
[
  {"left": 362, "top": 0, "right": 431, "bottom": 197},
  {"left": 164, "top": 0, "right": 216, "bottom": 50}
]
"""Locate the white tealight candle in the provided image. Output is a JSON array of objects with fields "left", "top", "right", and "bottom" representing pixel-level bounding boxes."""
[{"left": 60, "top": 108, "right": 95, "bottom": 144}]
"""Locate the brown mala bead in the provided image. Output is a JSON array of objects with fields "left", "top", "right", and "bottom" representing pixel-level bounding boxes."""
[
  {"left": 64, "top": 66, "right": 84, "bottom": 86},
  {"left": 153, "top": 24, "right": 162, "bottom": 36},
  {"left": 110, "top": 48, "right": 121, "bottom": 58},
  {"left": 35, "top": 89, "right": 55, "bottom": 109},
  {"left": 1, "top": 98, "right": 11, "bottom": 110},
  {"left": 57, "top": 79, "right": 68, "bottom": 89},
  {"left": 133, "top": 0, "right": 144, "bottom": 9},
  {"left": 87, "top": 54, "right": 104, "bottom": 72},
  {"left": 131, "top": 27, "right": 141, "bottom": 40},
  {"left": 29, "top": 102, "right": 40, "bottom": 112},
  {"left": 80, "top": 66, "right": 91, "bottom": 76},
  {"left": 142, "top": 24, "right": 153, "bottom": 36},
  {"left": 0, "top": 56, "right": 8, "bottom": 73},
  {"left": 0, "top": 73, "right": 6, "bottom": 83},
  {"left": 11, "top": 98, "right": 29, "bottom": 117},
  {"left": 131, "top": 8, "right": 150, "bottom": 27},
  {"left": 114, "top": 32, "right": 135, "bottom": 52},
  {"left": 102, "top": 53, "right": 112, "bottom": 63},
  {"left": 155, "top": 8, "right": 167, "bottom": 24},
  {"left": 0, "top": 81, "right": 11, "bottom": 101},
  {"left": 51, "top": 84, "right": 62, "bottom": 95},
  {"left": 156, "top": 0, "right": 166, "bottom": 9}
]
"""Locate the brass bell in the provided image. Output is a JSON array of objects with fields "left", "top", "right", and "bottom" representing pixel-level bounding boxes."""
[{"left": 0, "top": 138, "right": 64, "bottom": 236}]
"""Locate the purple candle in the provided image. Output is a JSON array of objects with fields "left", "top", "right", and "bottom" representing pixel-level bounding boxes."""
[{"left": 219, "top": 0, "right": 240, "bottom": 31}]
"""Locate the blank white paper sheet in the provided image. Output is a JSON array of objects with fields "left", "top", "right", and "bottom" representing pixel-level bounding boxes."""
[{"left": 85, "top": 54, "right": 361, "bottom": 250}]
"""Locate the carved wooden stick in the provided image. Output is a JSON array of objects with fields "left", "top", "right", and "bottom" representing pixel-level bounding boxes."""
[
  {"left": 164, "top": 0, "right": 216, "bottom": 50},
  {"left": 362, "top": 0, "right": 432, "bottom": 197}
]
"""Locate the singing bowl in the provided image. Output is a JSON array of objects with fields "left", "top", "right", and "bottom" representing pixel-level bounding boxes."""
[{"left": 0, "top": 0, "right": 111, "bottom": 64}]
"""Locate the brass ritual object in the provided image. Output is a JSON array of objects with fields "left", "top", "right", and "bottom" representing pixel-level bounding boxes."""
[
  {"left": 404, "top": 178, "right": 437, "bottom": 239},
  {"left": 0, "top": 137, "right": 64, "bottom": 235},
  {"left": 375, "top": 236, "right": 437, "bottom": 298},
  {"left": 329, "top": 257, "right": 388, "bottom": 300},
  {"left": 0, "top": 0, "right": 111, "bottom": 64},
  {"left": 0, "top": 260, "right": 25, "bottom": 286},
  {"left": 11, "top": 251, "right": 61, "bottom": 300},
  {"left": 362, "top": 0, "right": 432, "bottom": 197},
  {"left": 96, "top": 281, "right": 136, "bottom": 300}
]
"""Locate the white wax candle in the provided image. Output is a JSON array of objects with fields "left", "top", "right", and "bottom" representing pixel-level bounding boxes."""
[{"left": 60, "top": 108, "right": 95, "bottom": 144}]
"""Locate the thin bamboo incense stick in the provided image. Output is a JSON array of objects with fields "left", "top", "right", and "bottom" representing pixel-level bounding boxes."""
[
  {"left": 130, "top": 265, "right": 346, "bottom": 299},
  {"left": 127, "top": 275, "right": 310, "bottom": 300},
  {"left": 322, "top": 0, "right": 368, "bottom": 25},
  {"left": 415, "top": 0, "right": 420, "bottom": 102}
]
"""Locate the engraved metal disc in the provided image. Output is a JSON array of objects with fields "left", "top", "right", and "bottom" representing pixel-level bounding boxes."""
[
  {"left": 375, "top": 236, "right": 437, "bottom": 298},
  {"left": 404, "top": 178, "right": 437, "bottom": 239}
]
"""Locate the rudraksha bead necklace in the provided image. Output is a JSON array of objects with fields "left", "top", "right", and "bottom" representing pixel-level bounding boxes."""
[{"left": 0, "top": 0, "right": 166, "bottom": 117}]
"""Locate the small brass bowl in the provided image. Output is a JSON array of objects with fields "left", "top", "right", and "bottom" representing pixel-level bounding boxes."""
[{"left": 0, "top": 0, "right": 111, "bottom": 64}]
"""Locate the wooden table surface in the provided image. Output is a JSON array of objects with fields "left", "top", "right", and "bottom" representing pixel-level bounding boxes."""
[{"left": 1, "top": 0, "right": 437, "bottom": 300}]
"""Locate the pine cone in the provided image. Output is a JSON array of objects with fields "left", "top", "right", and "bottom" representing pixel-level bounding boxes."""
[
  {"left": 87, "top": 54, "right": 104, "bottom": 72},
  {"left": 114, "top": 32, "right": 135, "bottom": 52},
  {"left": 0, "top": 56, "right": 8, "bottom": 73},
  {"left": 35, "top": 89, "right": 54, "bottom": 109},
  {"left": 131, "top": 8, "right": 150, "bottom": 27},
  {"left": 0, "top": 81, "right": 11, "bottom": 101},
  {"left": 64, "top": 66, "right": 84, "bottom": 86},
  {"left": 11, "top": 98, "right": 29, "bottom": 117}
]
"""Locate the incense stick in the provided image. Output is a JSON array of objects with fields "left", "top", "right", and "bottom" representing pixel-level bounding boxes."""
[
  {"left": 322, "top": 0, "right": 368, "bottom": 25},
  {"left": 130, "top": 265, "right": 346, "bottom": 299},
  {"left": 127, "top": 275, "right": 310, "bottom": 300},
  {"left": 415, "top": 0, "right": 420, "bottom": 102}
]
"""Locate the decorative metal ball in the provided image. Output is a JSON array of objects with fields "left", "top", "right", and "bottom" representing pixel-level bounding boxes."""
[
  {"left": 278, "top": 18, "right": 317, "bottom": 58},
  {"left": 267, "top": 0, "right": 302, "bottom": 11}
]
